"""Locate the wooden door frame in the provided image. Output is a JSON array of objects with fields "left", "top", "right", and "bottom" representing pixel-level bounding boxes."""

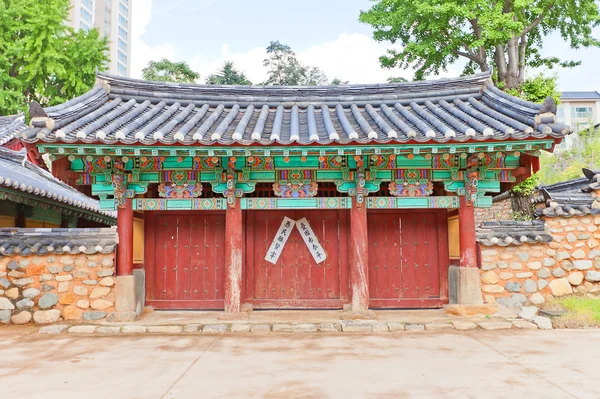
[
  {"left": 144, "top": 210, "right": 226, "bottom": 310},
  {"left": 244, "top": 209, "right": 350, "bottom": 309},
  {"left": 366, "top": 209, "right": 450, "bottom": 309}
]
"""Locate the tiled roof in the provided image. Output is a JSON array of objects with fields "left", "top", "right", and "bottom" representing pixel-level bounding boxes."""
[
  {"left": 0, "top": 114, "right": 27, "bottom": 146},
  {"left": 0, "top": 147, "right": 115, "bottom": 222},
  {"left": 20, "top": 71, "right": 571, "bottom": 146},
  {"left": 560, "top": 91, "right": 600, "bottom": 100},
  {"left": 536, "top": 168, "right": 600, "bottom": 218},
  {"left": 0, "top": 227, "right": 117, "bottom": 256},
  {"left": 477, "top": 220, "right": 553, "bottom": 246}
]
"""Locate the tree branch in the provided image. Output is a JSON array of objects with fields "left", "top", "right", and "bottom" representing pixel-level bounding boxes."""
[{"left": 520, "top": 3, "right": 555, "bottom": 37}]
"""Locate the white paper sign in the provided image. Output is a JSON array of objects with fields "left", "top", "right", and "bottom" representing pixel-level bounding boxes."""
[
  {"left": 296, "top": 217, "right": 327, "bottom": 264},
  {"left": 264, "top": 217, "right": 295, "bottom": 264}
]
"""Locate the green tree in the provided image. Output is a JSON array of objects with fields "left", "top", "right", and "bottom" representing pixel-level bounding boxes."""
[
  {"left": 142, "top": 59, "right": 200, "bottom": 83},
  {"left": 0, "top": 0, "right": 109, "bottom": 115},
  {"left": 206, "top": 61, "right": 252, "bottom": 85},
  {"left": 359, "top": 0, "right": 600, "bottom": 89},
  {"left": 263, "top": 41, "right": 328, "bottom": 85},
  {"left": 330, "top": 78, "right": 349, "bottom": 85},
  {"left": 538, "top": 127, "right": 600, "bottom": 184},
  {"left": 506, "top": 73, "right": 561, "bottom": 104},
  {"left": 387, "top": 76, "right": 408, "bottom": 83}
]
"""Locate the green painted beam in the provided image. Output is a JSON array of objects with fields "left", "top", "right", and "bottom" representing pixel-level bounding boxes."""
[
  {"left": 367, "top": 196, "right": 460, "bottom": 209},
  {"left": 475, "top": 196, "right": 493, "bottom": 208},
  {"left": 41, "top": 140, "right": 554, "bottom": 159}
]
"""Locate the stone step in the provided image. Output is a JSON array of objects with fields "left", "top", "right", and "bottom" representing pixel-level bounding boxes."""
[{"left": 37, "top": 320, "right": 540, "bottom": 335}]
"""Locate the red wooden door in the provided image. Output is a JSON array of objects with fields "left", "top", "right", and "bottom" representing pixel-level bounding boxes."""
[
  {"left": 368, "top": 210, "right": 448, "bottom": 308},
  {"left": 145, "top": 212, "right": 226, "bottom": 309},
  {"left": 246, "top": 210, "right": 348, "bottom": 308}
]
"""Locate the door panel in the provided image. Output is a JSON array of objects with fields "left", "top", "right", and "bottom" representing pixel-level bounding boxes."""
[
  {"left": 246, "top": 210, "right": 347, "bottom": 308},
  {"left": 368, "top": 211, "right": 448, "bottom": 308},
  {"left": 146, "top": 213, "right": 225, "bottom": 309}
]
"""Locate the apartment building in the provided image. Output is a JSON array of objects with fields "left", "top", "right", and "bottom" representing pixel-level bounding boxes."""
[
  {"left": 66, "top": 0, "right": 132, "bottom": 77},
  {"left": 556, "top": 91, "right": 600, "bottom": 149}
]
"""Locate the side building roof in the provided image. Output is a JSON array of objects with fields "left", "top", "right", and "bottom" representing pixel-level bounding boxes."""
[
  {"left": 0, "top": 114, "right": 27, "bottom": 146},
  {"left": 19, "top": 71, "right": 571, "bottom": 147},
  {"left": 536, "top": 168, "right": 600, "bottom": 218},
  {"left": 560, "top": 91, "right": 600, "bottom": 100},
  {"left": 0, "top": 227, "right": 117, "bottom": 256},
  {"left": 0, "top": 147, "right": 116, "bottom": 225}
]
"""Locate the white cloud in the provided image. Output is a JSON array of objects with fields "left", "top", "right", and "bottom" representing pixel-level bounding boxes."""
[
  {"left": 190, "top": 44, "right": 268, "bottom": 84},
  {"left": 130, "top": 0, "right": 176, "bottom": 79},
  {"left": 188, "top": 33, "right": 466, "bottom": 85},
  {"left": 298, "top": 33, "right": 406, "bottom": 84}
]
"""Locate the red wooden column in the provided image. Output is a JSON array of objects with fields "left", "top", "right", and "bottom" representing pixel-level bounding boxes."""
[
  {"left": 117, "top": 198, "right": 134, "bottom": 276},
  {"left": 224, "top": 198, "right": 243, "bottom": 312},
  {"left": 458, "top": 197, "right": 477, "bottom": 268},
  {"left": 349, "top": 201, "right": 369, "bottom": 311}
]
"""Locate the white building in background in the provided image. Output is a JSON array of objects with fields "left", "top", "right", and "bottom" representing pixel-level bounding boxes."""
[
  {"left": 66, "top": 0, "right": 132, "bottom": 77},
  {"left": 556, "top": 91, "right": 600, "bottom": 149}
]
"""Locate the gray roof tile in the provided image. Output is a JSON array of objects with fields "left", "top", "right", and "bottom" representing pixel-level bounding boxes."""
[
  {"left": 536, "top": 168, "right": 600, "bottom": 218},
  {"left": 0, "top": 114, "right": 27, "bottom": 146},
  {"left": 0, "top": 227, "right": 117, "bottom": 256},
  {"left": 477, "top": 220, "right": 553, "bottom": 246},
  {"left": 20, "top": 71, "right": 572, "bottom": 146}
]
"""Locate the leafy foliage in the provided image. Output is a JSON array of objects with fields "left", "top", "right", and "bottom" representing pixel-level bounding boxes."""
[
  {"left": 330, "top": 78, "right": 349, "bottom": 85},
  {"left": 0, "top": 0, "right": 109, "bottom": 115},
  {"left": 206, "top": 61, "right": 252, "bottom": 85},
  {"left": 142, "top": 59, "right": 200, "bottom": 83},
  {"left": 263, "top": 41, "right": 328, "bottom": 85},
  {"left": 387, "top": 76, "right": 408, "bottom": 83},
  {"left": 359, "top": 0, "right": 600, "bottom": 88},
  {"left": 538, "top": 127, "right": 600, "bottom": 184},
  {"left": 511, "top": 174, "right": 540, "bottom": 196},
  {"left": 505, "top": 73, "right": 561, "bottom": 104}
]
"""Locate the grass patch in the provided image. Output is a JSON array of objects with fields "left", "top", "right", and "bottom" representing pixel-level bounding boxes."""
[{"left": 546, "top": 295, "right": 600, "bottom": 329}]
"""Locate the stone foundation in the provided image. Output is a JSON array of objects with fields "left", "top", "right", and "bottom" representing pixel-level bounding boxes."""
[
  {"left": 480, "top": 215, "right": 600, "bottom": 306},
  {"left": 0, "top": 253, "right": 116, "bottom": 325}
]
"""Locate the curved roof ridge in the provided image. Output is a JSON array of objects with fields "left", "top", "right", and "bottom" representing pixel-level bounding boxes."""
[{"left": 97, "top": 70, "right": 493, "bottom": 94}]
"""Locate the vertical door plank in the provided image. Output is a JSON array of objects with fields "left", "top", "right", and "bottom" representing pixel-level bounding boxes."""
[
  {"left": 426, "top": 213, "right": 441, "bottom": 297},
  {"left": 265, "top": 212, "right": 281, "bottom": 300},
  {"left": 323, "top": 210, "right": 340, "bottom": 299},
  {"left": 402, "top": 215, "right": 417, "bottom": 299},
  {"left": 189, "top": 215, "right": 202, "bottom": 301},
  {"left": 214, "top": 214, "right": 226, "bottom": 300},
  {"left": 154, "top": 215, "right": 168, "bottom": 301},
  {"left": 388, "top": 215, "right": 403, "bottom": 300},
  {"left": 177, "top": 216, "right": 191, "bottom": 301},
  {"left": 164, "top": 216, "right": 178, "bottom": 300}
]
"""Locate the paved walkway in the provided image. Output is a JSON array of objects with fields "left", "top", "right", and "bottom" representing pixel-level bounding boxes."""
[{"left": 1, "top": 328, "right": 597, "bottom": 398}]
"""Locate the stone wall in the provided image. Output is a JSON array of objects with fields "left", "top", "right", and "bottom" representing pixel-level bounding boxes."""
[
  {"left": 0, "top": 253, "right": 116, "bottom": 325},
  {"left": 480, "top": 215, "right": 600, "bottom": 306},
  {"left": 475, "top": 196, "right": 512, "bottom": 225}
]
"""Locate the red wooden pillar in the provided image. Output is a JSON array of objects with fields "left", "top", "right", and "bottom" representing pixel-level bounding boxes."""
[
  {"left": 349, "top": 201, "right": 369, "bottom": 311},
  {"left": 224, "top": 198, "right": 243, "bottom": 312},
  {"left": 117, "top": 198, "right": 134, "bottom": 276},
  {"left": 458, "top": 197, "right": 477, "bottom": 268}
]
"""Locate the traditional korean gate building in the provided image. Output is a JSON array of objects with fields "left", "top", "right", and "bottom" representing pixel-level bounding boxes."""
[{"left": 18, "top": 71, "right": 570, "bottom": 313}]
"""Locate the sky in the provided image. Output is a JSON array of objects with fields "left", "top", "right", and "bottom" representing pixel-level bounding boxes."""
[{"left": 131, "top": 0, "right": 600, "bottom": 91}]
